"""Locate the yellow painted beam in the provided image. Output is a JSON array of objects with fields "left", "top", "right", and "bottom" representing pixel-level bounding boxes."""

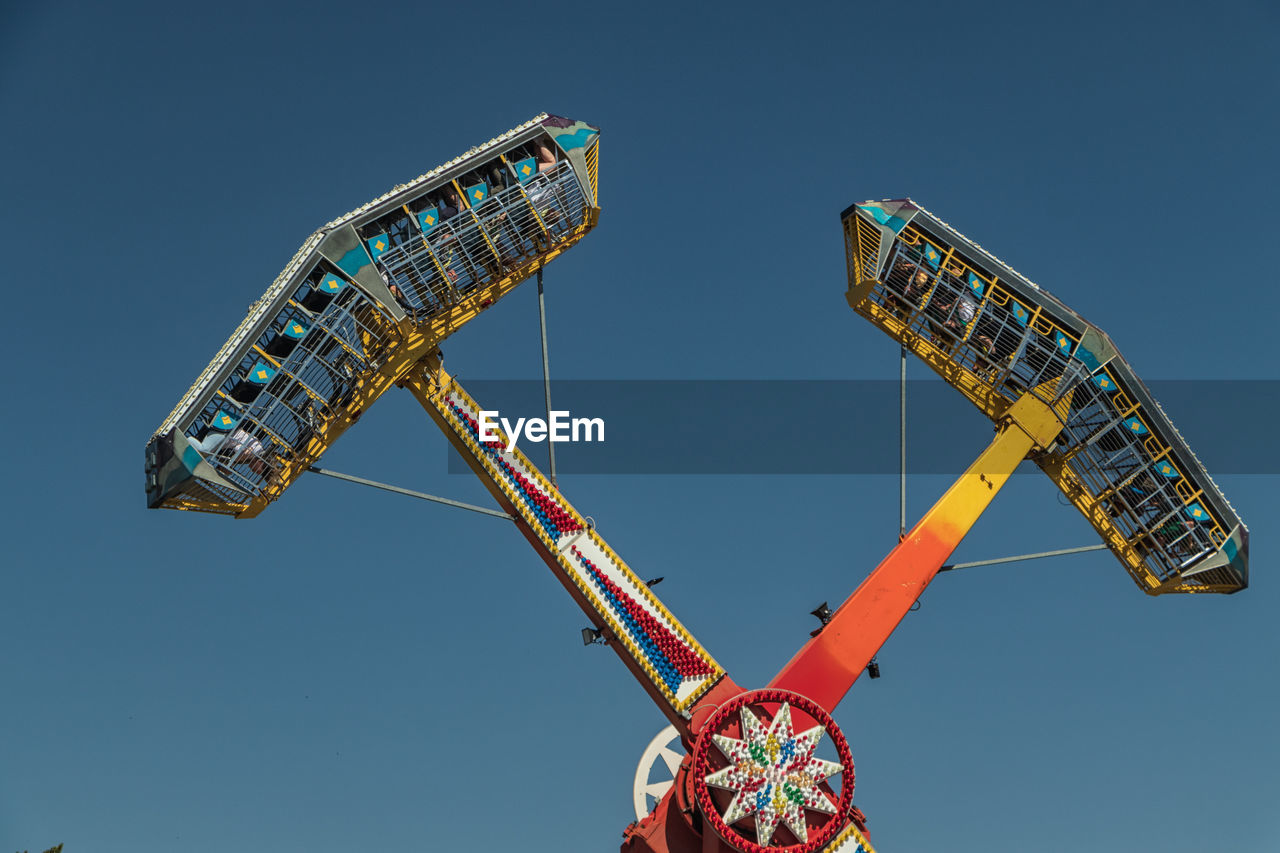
[
  {"left": 771, "top": 386, "right": 1068, "bottom": 710},
  {"left": 401, "top": 357, "right": 731, "bottom": 738}
]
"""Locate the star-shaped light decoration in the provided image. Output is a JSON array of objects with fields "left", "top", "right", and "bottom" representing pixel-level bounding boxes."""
[{"left": 704, "top": 702, "right": 842, "bottom": 845}]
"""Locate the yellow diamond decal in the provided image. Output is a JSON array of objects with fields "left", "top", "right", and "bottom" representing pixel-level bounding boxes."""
[
  {"left": 375, "top": 240, "right": 386, "bottom": 251},
  {"left": 220, "top": 415, "right": 232, "bottom": 426},
  {"left": 256, "top": 370, "right": 268, "bottom": 380},
  {"left": 473, "top": 190, "right": 483, "bottom": 200},
  {"left": 521, "top": 165, "right": 532, "bottom": 176},
  {"left": 291, "top": 323, "right": 302, "bottom": 334}
]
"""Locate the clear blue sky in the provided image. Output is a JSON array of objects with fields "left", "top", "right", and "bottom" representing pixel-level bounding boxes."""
[{"left": 2, "top": 2, "right": 1277, "bottom": 851}]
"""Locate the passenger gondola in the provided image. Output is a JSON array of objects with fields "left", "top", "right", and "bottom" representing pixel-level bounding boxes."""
[{"left": 146, "top": 114, "right": 601, "bottom": 518}]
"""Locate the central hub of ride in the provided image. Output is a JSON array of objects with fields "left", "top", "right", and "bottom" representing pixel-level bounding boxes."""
[{"left": 691, "top": 689, "right": 854, "bottom": 853}]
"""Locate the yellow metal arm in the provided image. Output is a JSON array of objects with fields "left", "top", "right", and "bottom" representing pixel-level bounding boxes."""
[
  {"left": 770, "top": 390, "right": 1071, "bottom": 711},
  {"left": 402, "top": 357, "right": 733, "bottom": 740}
]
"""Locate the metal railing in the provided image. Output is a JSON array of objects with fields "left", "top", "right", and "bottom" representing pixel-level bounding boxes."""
[
  {"left": 865, "top": 237, "right": 1224, "bottom": 586},
  {"left": 164, "top": 160, "right": 591, "bottom": 508},
  {"left": 1055, "top": 380, "right": 1222, "bottom": 582},
  {"left": 377, "top": 161, "right": 587, "bottom": 319},
  {"left": 877, "top": 243, "right": 1087, "bottom": 415},
  {"left": 182, "top": 281, "right": 397, "bottom": 496}
]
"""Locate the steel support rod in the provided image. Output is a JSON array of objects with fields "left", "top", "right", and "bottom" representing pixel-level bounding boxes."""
[
  {"left": 899, "top": 343, "right": 907, "bottom": 541},
  {"left": 307, "top": 466, "right": 513, "bottom": 520},
  {"left": 537, "top": 267, "right": 558, "bottom": 488},
  {"left": 938, "top": 543, "right": 1108, "bottom": 572}
]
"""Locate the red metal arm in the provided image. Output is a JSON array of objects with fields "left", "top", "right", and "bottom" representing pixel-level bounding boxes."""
[{"left": 769, "top": 394, "right": 1066, "bottom": 713}]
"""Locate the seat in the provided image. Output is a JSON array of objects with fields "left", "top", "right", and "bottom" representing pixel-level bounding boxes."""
[
  {"left": 512, "top": 156, "right": 538, "bottom": 184},
  {"left": 228, "top": 361, "right": 276, "bottom": 404},
  {"left": 301, "top": 273, "right": 346, "bottom": 312},
  {"left": 464, "top": 181, "right": 489, "bottom": 207},
  {"left": 264, "top": 319, "right": 309, "bottom": 359}
]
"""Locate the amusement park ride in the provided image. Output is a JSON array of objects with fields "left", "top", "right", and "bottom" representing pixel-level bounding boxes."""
[{"left": 145, "top": 115, "right": 1249, "bottom": 852}]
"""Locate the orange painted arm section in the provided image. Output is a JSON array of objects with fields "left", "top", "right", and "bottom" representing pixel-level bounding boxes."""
[{"left": 768, "top": 422, "right": 1039, "bottom": 713}]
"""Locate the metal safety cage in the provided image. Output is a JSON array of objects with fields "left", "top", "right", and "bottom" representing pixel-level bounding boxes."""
[
  {"left": 377, "top": 160, "right": 588, "bottom": 317},
  {"left": 150, "top": 275, "right": 399, "bottom": 505},
  {"left": 1051, "top": 377, "right": 1232, "bottom": 588},
  {"left": 842, "top": 199, "right": 1248, "bottom": 594},
  {"left": 876, "top": 240, "right": 1089, "bottom": 417},
  {"left": 146, "top": 113, "right": 602, "bottom": 517}
]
